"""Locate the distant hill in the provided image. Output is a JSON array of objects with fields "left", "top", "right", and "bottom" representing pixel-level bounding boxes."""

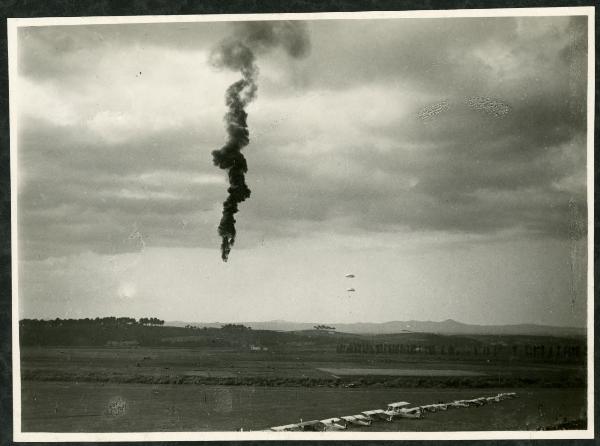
[{"left": 167, "top": 319, "right": 585, "bottom": 337}]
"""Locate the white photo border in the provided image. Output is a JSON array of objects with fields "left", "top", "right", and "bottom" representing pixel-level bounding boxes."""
[{"left": 8, "top": 5, "right": 595, "bottom": 442}]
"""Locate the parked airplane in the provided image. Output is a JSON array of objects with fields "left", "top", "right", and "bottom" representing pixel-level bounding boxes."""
[
  {"left": 319, "top": 418, "right": 346, "bottom": 431},
  {"left": 462, "top": 398, "right": 485, "bottom": 407},
  {"left": 362, "top": 409, "right": 390, "bottom": 421},
  {"left": 341, "top": 415, "right": 371, "bottom": 426},
  {"left": 296, "top": 420, "right": 325, "bottom": 431},
  {"left": 270, "top": 423, "right": 301, "bottom": 432},
  {"left": 385, "top": 402, "right": 422, "bottom": 419},
  {"left": 448, "top": 400, "right": 470, "bottom": 408},
  {"left": 420, "top": 403, "right": 448, "bottom": 412}
]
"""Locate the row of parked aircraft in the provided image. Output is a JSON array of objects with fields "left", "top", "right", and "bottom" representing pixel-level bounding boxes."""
[{"left": 268, "top": 392, "right": 517, "bottom": 432}]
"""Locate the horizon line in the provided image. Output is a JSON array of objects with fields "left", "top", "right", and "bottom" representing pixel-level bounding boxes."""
[{"left": 18, "top": 316, "right": 587, "bottom": 329}]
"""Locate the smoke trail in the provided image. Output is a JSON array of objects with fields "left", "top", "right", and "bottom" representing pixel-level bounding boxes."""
[
  {"left": 210, "top": 42, "right": 256, "bottom": 262},
  {"left": 210, "top": 21, "right": 310, "bottom": 261}
]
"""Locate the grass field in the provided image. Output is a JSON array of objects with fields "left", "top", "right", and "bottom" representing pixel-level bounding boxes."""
[
  {"left": 18, "top": 317, "right": 591, "bottom": 436},
  {"left": 19, "top": 344, "right": 587, "bottom": 432},
  {"left": 21, "top": 381, "right": 586, "bottom": 432},
  {"left": 317, "top": 367, "right": 485, "bottom": 376},
  {"left": 20, "top": 346, "right": 585, "bottom": 387}
]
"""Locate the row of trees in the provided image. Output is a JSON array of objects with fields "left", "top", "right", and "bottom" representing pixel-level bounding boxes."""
[
  {"left": 336, "top": 342, "right": 585, "bottom": 362},
  {"left": 20, "top": 317, "right": 165, "bottom": 327},
  {"left": 138, "top": 318, "right": 164, "bottom": 326},
  {"left": 221, "top": 324, "right": 252, "bottom": 331}
]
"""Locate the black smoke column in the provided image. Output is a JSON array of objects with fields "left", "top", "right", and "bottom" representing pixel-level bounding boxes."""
[
  {"left": 211, "top": 42, "right": 257, "bottom": 262},
  {"left": 210, "top": 22, "right": 310, "bottom": 262}
]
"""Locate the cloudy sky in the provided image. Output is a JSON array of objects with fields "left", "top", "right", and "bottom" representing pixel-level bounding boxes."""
[{"left": 15, "top": 14, "right": 589, "bottom": 326}]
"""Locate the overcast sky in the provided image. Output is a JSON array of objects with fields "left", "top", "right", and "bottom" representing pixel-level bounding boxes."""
[{"left": 15, "top": 15, "right": 589, "bottom": 326}]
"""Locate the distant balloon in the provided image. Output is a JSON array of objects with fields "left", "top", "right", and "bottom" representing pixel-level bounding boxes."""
[
  {"left": 345, "top": 274, "right": 355, "bottom": 278},
  {"left": 346, "top": 288, "right": 356, "bottom": 292}
]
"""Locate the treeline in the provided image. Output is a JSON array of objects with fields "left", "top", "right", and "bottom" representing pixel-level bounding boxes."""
[
  {"left": 20, "top": 317, "right": 165, "bottom": 327},
  {"left": 336, "top": 342, "right": 585, "bottom": 362},
  {"left": 220, "top": 324, "right": 251, "bottom": 331},
  {"left": 18, "top": 318, "right": 297, "bottom": 348},
  {"left": 20, "top": 317, "right": 171, "bottom": 347}
]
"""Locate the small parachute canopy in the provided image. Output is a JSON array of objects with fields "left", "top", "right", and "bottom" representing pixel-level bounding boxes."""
[
  {"left": 345, "top": 274, "right": 355, "bottom": 278},
  {"left": 347, "top": 288, "right": 356, "bottom": 292}
]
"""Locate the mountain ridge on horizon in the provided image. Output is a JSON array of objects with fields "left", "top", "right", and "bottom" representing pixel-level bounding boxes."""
[{"left": 166, "top": 318, "right": 585, "bottom": 337}]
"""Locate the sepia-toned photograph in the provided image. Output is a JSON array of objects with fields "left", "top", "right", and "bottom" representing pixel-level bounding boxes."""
[{"left": 9, "top": 6, "right": 594, "bottom": 441}]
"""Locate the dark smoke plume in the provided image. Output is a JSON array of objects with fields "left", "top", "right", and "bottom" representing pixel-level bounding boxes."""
[{"left": 210, "top": 21, "right": 310, "bottom": 261}]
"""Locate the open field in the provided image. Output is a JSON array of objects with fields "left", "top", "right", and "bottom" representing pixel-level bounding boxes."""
[
  {"left": 317, "top": 367, "right": 485, "bottom": 376},
  {"left": 20, "top": 346, "right": 586, "bottom": 388},
  {"left": 21, "top": 381, "right": 586, "bottom": 432},
  {"left": 19, "top": 327, "right": 587, "bottom": 432}
]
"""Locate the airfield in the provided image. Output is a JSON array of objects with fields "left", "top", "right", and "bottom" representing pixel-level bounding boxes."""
[
  {"left": 19, "top": 320, "right": 587, "bottom": 432},
  {"left": 22, "top": 382, "right": 585, "bottom": 432}
]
